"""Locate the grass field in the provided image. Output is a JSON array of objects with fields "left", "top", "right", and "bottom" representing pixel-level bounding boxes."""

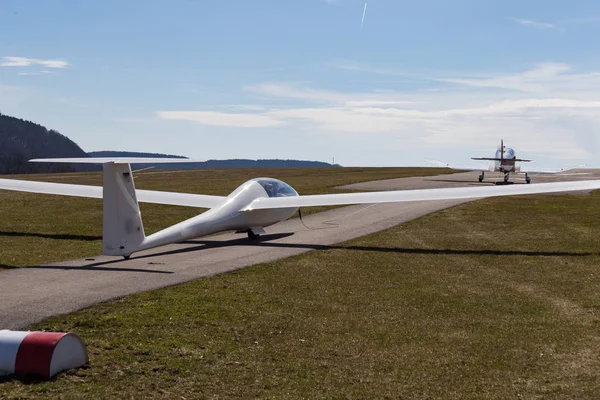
[
  {"left": 1, "top": 188, "right": 600, "bottom": 399},
  {"left": 0, "top": 167, "right": 450, "bottom": 268}
]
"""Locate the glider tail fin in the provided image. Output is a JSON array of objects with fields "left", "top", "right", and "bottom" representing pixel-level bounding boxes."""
[{"left": 102, "top": 162, "right": 146, "bottom": 257}]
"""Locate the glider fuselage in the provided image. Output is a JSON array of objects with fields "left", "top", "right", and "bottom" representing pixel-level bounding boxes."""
[{"left": 137, "top": 178, "right": 299, "bottom": 253}]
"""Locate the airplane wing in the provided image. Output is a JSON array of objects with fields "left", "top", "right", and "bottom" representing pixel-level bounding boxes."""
[
  {"left": 426, "top": 159, "right": 492, "bottom": 172},
  {"left": 243, "top": 180, "right": 600, "bottom": 211},
  {"left": 0, "top": 179, "right": 225, "bottom": 209},
  {"left": 472, "top": 157, "right": 532, "bottom": 162}
]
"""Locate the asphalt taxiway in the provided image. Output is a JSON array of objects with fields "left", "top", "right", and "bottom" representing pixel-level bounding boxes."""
[{"left": 1, "top": 169, "right": 598, "bottom": 329}]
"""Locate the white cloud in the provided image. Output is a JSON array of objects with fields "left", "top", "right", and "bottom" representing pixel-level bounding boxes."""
[
  {"left": 245, "top": 83, "right": 351, "bottom": 103},
  {"left": 157, "top": 62, "right": 600, "bottom": 162},
  {"left": 344, "top": 100, "right": 421, "bottom": 107},
  {"left": 157, "top": 111, "right": 286, "bottom": 128},
  {"left": 263, "top": 98, "right": 600, "bottom": 130},
  {"left": 510, "top": 18, "right": 565, "bottom": 32},
  {"left": 245, "top": 83, "right": 417, "bottom": 106},
  {"left": 157, "top": 97, "right": 600, "bottom": 158},
  {"left": 17, "top": 70, "right": 55, "bottom": 76},
  {"left": 1, "top": 56, "right": 69, "bottom": 69},
  {"left": 224, "top": 104, "right": 268, "bottom": 111},
  {"left": 437, "top": 63, "right": 600, "bottom": 93}
]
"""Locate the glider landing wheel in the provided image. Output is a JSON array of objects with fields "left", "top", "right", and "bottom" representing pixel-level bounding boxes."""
[
  {"left": 123, "top": 255, "right": 130, "bottom": 260},
  {"left": 525, "top": 173, "right": 531, "bottom": 184},
  {"left": 504, "top": 173, "right": 509, "bottom": 183},
  {"left": 247, "top": 230, "right": 259, "bottom": 240}
]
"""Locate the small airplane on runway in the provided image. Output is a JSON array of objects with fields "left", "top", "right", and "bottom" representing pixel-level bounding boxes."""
[
  {"left": 429, "top": 139, "right": 576, "bottom": 184},
  {"left": 1, "top": 157, "right": 600, "bottom": 259}
]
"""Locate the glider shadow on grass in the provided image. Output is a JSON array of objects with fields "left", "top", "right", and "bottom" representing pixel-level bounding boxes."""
[
  {"left": 151, "top": 233, "right": 596, "bottom": 259},
  {"left": 0, "top": 230, "right": 101, "bottom": 241},
  {"left": 3, "top": 232, "right": 595, "bottom": 272}
]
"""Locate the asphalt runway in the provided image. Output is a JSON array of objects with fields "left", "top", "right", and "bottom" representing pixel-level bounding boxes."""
[
  {"left": 340, "top": 169, "right": 600, "bottom": 191},
  {"left": 1, "top": 169, "right": 599, "bottom": 329}
]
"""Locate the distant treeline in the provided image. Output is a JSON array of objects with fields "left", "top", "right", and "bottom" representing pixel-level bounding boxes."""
[
  {"left": 0, "top": 112, "right": 340, "bottom": 175},
  {"left": 89, "top": 151, "right": 340, "bottom": 170}
]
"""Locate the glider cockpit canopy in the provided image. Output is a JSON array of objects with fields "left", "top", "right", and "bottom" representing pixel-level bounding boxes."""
[{"left": 253, "top": 178, "right": 299, "bottom": 198}]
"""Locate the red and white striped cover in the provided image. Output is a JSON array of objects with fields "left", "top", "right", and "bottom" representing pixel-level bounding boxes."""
[{"left": 0, "top": 330, "right": 88, "bottom": 379}]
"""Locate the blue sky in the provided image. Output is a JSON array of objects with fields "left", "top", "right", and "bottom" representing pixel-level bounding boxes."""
[{"left": 2, "top": 0, "right": 600, "bottom": 167}]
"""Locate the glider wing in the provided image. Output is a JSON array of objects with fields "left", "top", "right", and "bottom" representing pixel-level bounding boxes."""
[
  {"left": 0, "top": 179, "right": 225, "bottom": 209},
  {"left": 519, "top": 167, "right": 578, "bottom": 174},
  {"left": 29, "top": 157, "right": 203, "bottom": 164},
  {"left": 243, "top": 180, "right": 600, "bottom": 210}
]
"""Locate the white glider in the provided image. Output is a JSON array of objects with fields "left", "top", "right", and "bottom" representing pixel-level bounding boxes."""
[{"left": 1, "top": 157, "right": 600, "bottom": 258}]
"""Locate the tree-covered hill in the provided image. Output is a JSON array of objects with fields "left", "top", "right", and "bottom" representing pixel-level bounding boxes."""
[
  {"left": 0, "top": 113, "right": 88, "bottom": 174},
  {"left": 0, "top": 113, "right": 340, "bottom": 174}
]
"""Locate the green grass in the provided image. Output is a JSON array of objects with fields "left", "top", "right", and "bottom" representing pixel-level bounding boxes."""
[
  {"left": 1, "top": 190, "right": 600, "bottom": 399},
  {"left": 0, "top": 167, "right": 451, "bottom": 268}
]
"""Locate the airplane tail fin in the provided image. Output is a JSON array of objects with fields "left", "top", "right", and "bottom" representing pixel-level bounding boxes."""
[
  {"left": 102, "top": 162, "right": 145, "bottom": 257},
  {"left": 29, "top": 157, "right": 200, "bottom": 257}
]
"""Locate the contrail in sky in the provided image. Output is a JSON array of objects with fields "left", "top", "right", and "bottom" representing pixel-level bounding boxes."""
[{"left": 361, "top": 2, "right": 368, "bottom": 30}]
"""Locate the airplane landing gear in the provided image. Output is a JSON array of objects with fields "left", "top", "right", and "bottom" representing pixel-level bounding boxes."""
[
  {"left": 525, "top": 173, "right": 531, "bottom": 184},
  {"left": 504, "top": 173, "right": 510, "bottom": 183},
  {"left": 241, "top": 227, "right": 266, "bottom": 240},
  {"left": 478, "top": 172, "right": 484, "bottom": 183}
]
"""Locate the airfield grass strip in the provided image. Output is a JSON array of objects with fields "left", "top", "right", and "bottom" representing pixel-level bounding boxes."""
[
  {"left": 0, "top": 167, "right": 450, "bottom": 268},
  {"left": 1, "top": 191, "right": 600, "bottom": 399}
]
